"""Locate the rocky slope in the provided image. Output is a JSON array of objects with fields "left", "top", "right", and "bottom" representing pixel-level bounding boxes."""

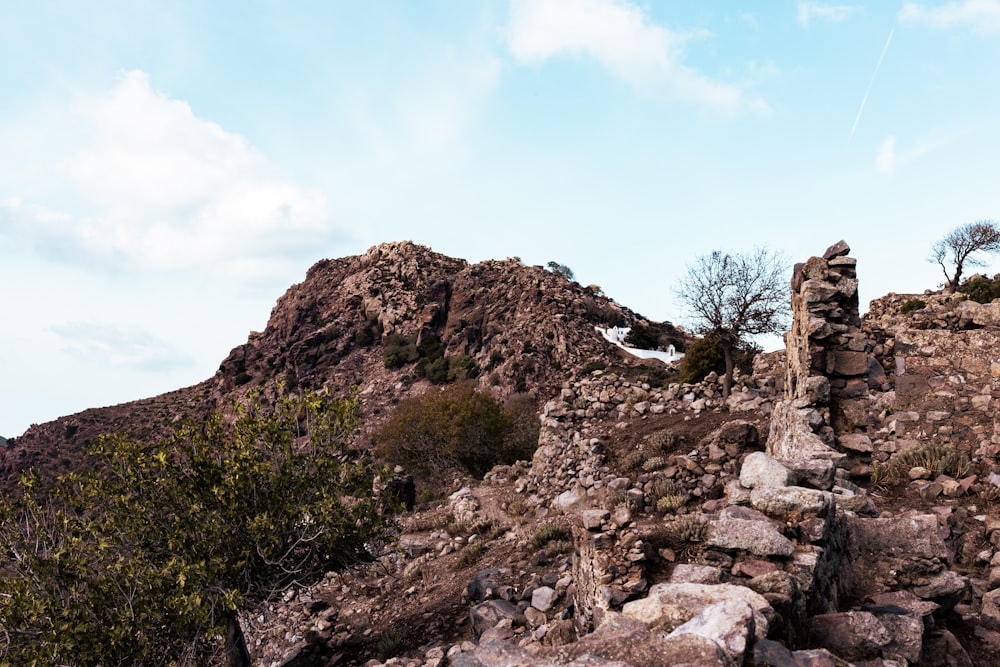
[
  {"left": 244, "top": 242, "right": 1000, "bottom": 667},
  {"left": 0, "top": 241, "right": 684, "bottom": 487}
]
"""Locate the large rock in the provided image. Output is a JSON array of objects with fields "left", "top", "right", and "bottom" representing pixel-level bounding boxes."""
[
  {"left": 470, "top": 599, "right": 525, "bottom": 638},
  {"left": 767, "top": 400, "right": 846, "bottom": 465},
  {"left": 750, "top": 485, "right": 832, "bottom": 519},
  {"left": 667, "top": 599, "right": 755, "bottom": 666},
  {"left": 740, "top": 452, "right": 793, "bottom": 489},
  {"left": 808, "top": 611, "right": 891, "bottom": 662},
  {"left": 449, "top": 487, "right": 480, "bottom": 524},
  {"left": 775, "top": 457, "right": 835, "bottom": 490},
  {"left": 704, "top": 517, "right": 795, "bottom": 558},
  {"left": 622, "top": 583, "right": 772, "bottom": 640},
  {"left": 752, "top": 639, "right": 851, "bottom": 666}
]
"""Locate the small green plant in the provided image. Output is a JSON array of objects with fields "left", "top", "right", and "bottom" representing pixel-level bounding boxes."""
[
  {"left": 604, "top": 490, "right": 629, "bottom": 510},
  {"left": 662, "top": 513, "right": 706, "bottom": 543},
  {"left": 376, "top": 628, "right": 405, "bottom": 658},
  {"left": 470, "top": 519, "right": 505, "bottom": 539},
  {"left": 973, "top": 482, "right": 1000, "bottom": 505},
  {"left": 649, "top": 430, "right": 681, "bottom": 452},
  {"left": 543, "top": 540, "right": 573, "bottom": 557},
  {"left": 623, "top": 450, "right": 648, "bottom": 471},
  {"left": 642, "top": 456, "right": 668, "bottom": 473},
  {"left": 651, "top": 478, "right": 688, "bottom": 514},
  {"left": 501, "top": 492, "right": 529, "bottom": 517},
  {"left": 581, "top": 360, "right": 607, "bottom": 375},
  {"left": 874, "top": 443, "right": 971, "bottom": 488},
  {"left": 532, "top": 523, "right": 572, "bottom": 549},
  {"left": 456, "top": 541, "right": 486, "bottom": 568},
  {"left": 656, "top": 495, "right": 687, "bottom": 514},
  {"left": 899, "top": 298, "right": 927, "bottom": 314}
]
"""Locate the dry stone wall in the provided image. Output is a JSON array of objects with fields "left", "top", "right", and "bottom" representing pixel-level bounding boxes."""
[{"left": 863, "top": 291, "right": 1000, "bottom": 470}]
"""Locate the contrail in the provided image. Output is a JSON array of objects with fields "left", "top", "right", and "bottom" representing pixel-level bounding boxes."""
[{"left": 850, "top": 28, "right": 894, "bottom": 140}]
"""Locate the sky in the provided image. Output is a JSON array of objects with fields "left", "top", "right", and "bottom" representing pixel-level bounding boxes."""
[{"left": 3, "top": 0, "right": 1000, "bottom": 436}]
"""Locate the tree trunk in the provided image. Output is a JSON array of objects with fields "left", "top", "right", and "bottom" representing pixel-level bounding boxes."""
[
  {"left": 948, "top": 264, "right": 963, "bottom": 293},
  {"left": 722, "top": 344, "right": 734, "bottom": 399},
  {"left": 223, "top": 612, "right": 251, "bottom": 667}
]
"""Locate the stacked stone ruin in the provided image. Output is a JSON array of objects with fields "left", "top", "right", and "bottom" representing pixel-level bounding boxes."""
[{"left": 316, "top": 242, "right": 991, "bottom": 666}]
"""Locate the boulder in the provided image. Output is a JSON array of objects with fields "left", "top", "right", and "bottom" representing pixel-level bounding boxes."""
[
  {"left": 622, "top": 582, "right": 772, "bottom": 640},
  {"left": 740, "top": 452, "right": 793, "bottom": 489},
  {"left": 704, "top": 517, "right": 795, "bottom": 558},
  {"left": 750, "top": 485, "right": 832, "bottom": 519},
  {"left": 808, "top": 611, "right": 891, "bottom": 662},
  {"left": 470, "top": 600, "right": 525, "bottom": 638},
  {"left": 667, "top": 599, "right": 755, "bottom": 666}
]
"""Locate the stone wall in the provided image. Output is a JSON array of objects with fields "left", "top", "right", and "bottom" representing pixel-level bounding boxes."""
[
  {"left": 769, "top": 241, "right": 871, "bottom": 467},
  {"left": 886, "top": 329, "right": 1000, "bottom": 467}
]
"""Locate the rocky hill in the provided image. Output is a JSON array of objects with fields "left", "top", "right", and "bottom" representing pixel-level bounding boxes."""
[
  {"left": 241, "top": 241, "right": 1000, "bottom": 666},
  {"left": 0, "top": 241, "right": 684, "bottom": 488},
  {"left": 10, "top": 240, "right": 1000, "bottom": 666}
]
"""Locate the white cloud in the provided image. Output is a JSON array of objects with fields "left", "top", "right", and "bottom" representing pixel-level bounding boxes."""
[
  {"left": 797, "top": 2, "right": 864, "bottom": 27},
  {"left": 0, "top": 70, "right": 332, "bottom": 281},
  {"left": 51, "top": 321, "right": 193, "bottom": 371},
  {"left": 876, "top": 135, "right": 900, "bottom": 173},
  {"left": 876, "top": 134, "right": 942, "bottom": 173},
  {"left": 505, "top": 0, "right": 766, "bottom": 113},
  {"left": 900, "top": 0, "right": 1000, "bottom": 35}
]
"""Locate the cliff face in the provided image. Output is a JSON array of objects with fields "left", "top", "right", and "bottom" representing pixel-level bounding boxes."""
[{"left": 2, "top": 241, "right": 680, "bottom": 487}]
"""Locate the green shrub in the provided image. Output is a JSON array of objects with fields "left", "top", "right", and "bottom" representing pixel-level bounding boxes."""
[
  {"left": 656, "top": 495, "right": 687, "bottom": 514},
  {"left": 581, "top": 361, "right": 607, "bottom": 375},
  {"left": 899, "top": 298, "right": 927, "bottom": 314},
  {"left": 649, "top": 430, "right": 681, "bottom": 452},
  {"left": 383, "top": 333, "right": 419, "bottom": 369},
  {"left": 374, "top": 384, "right": 538, "bottom": 482},
  {"left": 531, "top": 523, "right": 572, "bottom": 549},
  {"left": 624, "top": 324, "right": 661, "bottom": 350},
  {"left": 376, "top": 628, "right": 405, "bottom": 659},
  {"left": 651, "top": 478, "right": 688, "bottom": 514},
  {"left": 642, "top": 456, "right": 667, "bottom": 473},
  {"left": 958, "top": 275, "right": 1000, "bottom": 304},
  {"left": 447, "top": 354, "right": 480, "bottom": 382},
  {"left": 679, "top": 336, "right": 726, "bottom": 384},
  {"left": 0, "top": 389, "right": 391, "bottom": 665},
  {"left": 501, "top": 492, "right": 529, "bottom": 517},
  {"left": 679, "top": 336, "right": 757, "bottom": 384},
  {"left": 873, "top": 443, "right": 971, "bottom": 488},
  {"left": 456, "top": 541, "right": 486, "bottom": 568},
  {"left": 622, "top": 450, "right": 648, "bottom": 471}
]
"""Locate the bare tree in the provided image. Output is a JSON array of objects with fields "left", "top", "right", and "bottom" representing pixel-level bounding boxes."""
[
  {"left": 674, "top": 247, "right": 791, "bottom": 397},
  {"left": 930, "top": 220, "right": 1000, "bottom": 292}
]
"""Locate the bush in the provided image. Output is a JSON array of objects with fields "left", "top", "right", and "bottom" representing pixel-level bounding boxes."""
[
  {"left": 383, "top": 334, "right": 419, "bottom": 369},
  {"left": 0, "top": 389, "right": 392, "bottom": 665},
  {"left": 872, "top": 443, "right": 971, "bottom": 488},
  {"left": 958, "top": 275, "right": 1000, "bottom": 304},
  {"left": 641, "top": 456, "right": 668, "bottom": 472},
  {"left": 624, "top": 324, "right": 661, "bottom": 350},
  {"left": 447, "top": 354, "right": 480, "bottom": 382},
  {"left": 679, "top": 336, "right": 757, "bottom": 384},
  {"left": 531, "top": 523, "right": 572, "bottom": 549},
  {"left": 374, "top": 383, "right": 538, "bottom": 481},
  {"left": 899, "top": 298, "right": 927, "bottom": 314},
  {"left": 456, "top": 541, "right": 486, "bottom": 568}
]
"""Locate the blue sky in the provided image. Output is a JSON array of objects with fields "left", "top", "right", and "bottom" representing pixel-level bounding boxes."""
[{"left": 3, "top": 0, "right": 1000, "bottom": 436}]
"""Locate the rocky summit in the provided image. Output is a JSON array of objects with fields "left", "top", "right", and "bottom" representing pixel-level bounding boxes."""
[{"left": 8, "top": 240, "right": 1000, "bottom": 666}]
